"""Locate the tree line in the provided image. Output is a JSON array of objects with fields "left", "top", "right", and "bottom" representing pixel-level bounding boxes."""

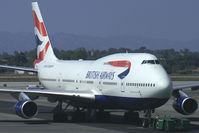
[{"left": 0, "top": 47, "right": 199, "bottom": 74}]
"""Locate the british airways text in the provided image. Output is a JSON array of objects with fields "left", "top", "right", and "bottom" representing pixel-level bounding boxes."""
[{"left": 86, "top": 71, "right": 115, "bottom": 80}]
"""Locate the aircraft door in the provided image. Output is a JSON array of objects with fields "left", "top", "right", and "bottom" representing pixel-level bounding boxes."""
[
  {"left": 121, "top": 81, "right": 125, "bottom": 93},
  {"left": 97, "top": 81, "right": 102, "bottom": 92},
  {"left": 57, "top": 73, "right": 62, "bottom": 89}
]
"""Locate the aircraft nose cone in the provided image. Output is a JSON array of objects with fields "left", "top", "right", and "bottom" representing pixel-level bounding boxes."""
[{"left": 158, "top": 78, "right": 172, "bottom": 98}]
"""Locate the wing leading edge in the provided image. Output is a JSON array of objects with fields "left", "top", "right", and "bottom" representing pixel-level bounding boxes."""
[
  {"left": 0, "top": 65, "right": 37, "bottom": 73},
  {"left": 172, "top": 83, "right": 199, "bottom": 98},
  {"left": 173, "top": 83, "right": 199, "bottom": 91},
  {"left": 0, "top": 88, "right": 95, "bottom": 100}
]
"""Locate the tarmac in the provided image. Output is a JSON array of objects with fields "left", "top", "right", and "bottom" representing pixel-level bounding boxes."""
[{"left": 0, "top": 81, "right": 198, "bottom": 133}]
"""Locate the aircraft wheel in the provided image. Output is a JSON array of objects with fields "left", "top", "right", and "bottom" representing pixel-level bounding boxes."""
[
  {"left": 53, "top": 111, "right": 66, "bottom": 122},
  {"left": 66, "top": 112, "right": 74, "bottom": 122}
]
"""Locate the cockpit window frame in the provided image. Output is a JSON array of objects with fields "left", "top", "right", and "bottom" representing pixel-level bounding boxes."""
[
  {"left": 142, "top": 60, "right": 160, "bottom": 65},
  {"left": 155, "top": 60, "right": 160, "bottom": 64}
]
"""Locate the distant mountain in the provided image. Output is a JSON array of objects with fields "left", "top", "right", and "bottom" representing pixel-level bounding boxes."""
[
  {"left": 0, "top": 32, "right": 35, "bottom": 53},
  {"left": 50, "top": 33, "right": 183, "bottom": 51},
  {"left": 0, "top": 32, "right": 198, "bottom": 53}
]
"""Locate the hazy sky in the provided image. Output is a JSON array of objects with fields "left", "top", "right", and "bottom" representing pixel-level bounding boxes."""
[{"left": 0, "top": 0, "right": 199, "bottom": 41}]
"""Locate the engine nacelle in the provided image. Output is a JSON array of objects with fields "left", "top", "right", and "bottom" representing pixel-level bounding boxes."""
[
  {"left": 14, "top": 100, "right": 38, "bottom": 119},
  {"left": 173, "top": 97, "right": 198, "bottom": 115}
]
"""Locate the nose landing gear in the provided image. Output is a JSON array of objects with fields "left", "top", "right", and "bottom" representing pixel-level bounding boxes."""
[{"left": 142, "top": 109, "right": 154, "bottom": 128}]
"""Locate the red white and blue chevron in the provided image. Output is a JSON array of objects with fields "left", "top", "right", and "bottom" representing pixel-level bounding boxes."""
[{"left": 108, "top": 60, "right": 131, "bottom": 79}]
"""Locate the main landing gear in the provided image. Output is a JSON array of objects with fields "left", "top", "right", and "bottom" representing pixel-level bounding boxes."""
[
  {"left": 53, "top": 100, "right": 84, "bottom": 122},
  {"left": 53, "top": 100, "right": 110, "bottom": 122},
  {"left": 53, "top": 101, "right": 154, "bottom": 125}
]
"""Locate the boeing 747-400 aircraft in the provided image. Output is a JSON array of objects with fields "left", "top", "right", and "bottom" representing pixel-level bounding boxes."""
[{"left": 0, "top": 2, "right": 198, "bottom": 127}]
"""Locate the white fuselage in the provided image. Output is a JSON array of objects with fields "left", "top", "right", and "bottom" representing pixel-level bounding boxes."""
[{"left": 37, "top": 53, "right": 172, "bottom": 110}]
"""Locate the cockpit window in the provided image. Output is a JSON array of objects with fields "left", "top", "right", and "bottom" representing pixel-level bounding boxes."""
[
  {"left": 142, "top": 60, "right": 160, "bottom": 65},
  {"left": 155, "top": 60, "right": 160, "bottom": 64},
  {"left": 147, "top": 60, "right": 155, "bottom": 64}
]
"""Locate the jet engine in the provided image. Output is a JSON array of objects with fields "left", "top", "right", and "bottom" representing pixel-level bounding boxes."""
[
  {"left": 173, "top": 97, "right": 198, "bottom": 115},
  {"left": 14, "top": 100, "right": 38, "bottom": 119}
]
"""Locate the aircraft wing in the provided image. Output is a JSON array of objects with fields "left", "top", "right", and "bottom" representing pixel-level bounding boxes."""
[
  {"left": 0, "top": 88, "right": 95, "bottom": 100},
  {"left": 0, "top": 65, "right": 37, "bottom": 73},
  {"left": 172, "top": 83, "right": 199, "bottom": 97},
  {"left": 173, "top": 83, "right": 199, "bottom": 91}
]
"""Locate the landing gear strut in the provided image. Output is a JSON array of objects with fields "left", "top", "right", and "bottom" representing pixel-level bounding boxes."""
[
  {"left": 53, "top": 100, "right": 66, "bottom": 122},
  {"left": 53, "top": 100, "right": 92, "bottom": 122},
  {"left": 142, "top": 109, "right": 154, "bottom": 128}
]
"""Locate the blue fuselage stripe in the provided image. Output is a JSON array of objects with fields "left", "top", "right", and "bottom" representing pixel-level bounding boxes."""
[{"left": 93, "top": 95, "right": 169, "bottom": 110}]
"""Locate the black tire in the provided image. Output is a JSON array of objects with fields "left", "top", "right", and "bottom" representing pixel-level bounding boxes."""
[
  {"left": 66, "top": 112, "right": 74, "bottom": 122},
  {"left": 53, "top": 111, "right": 66, "bottom": 122},
  {"left": 75, "top": 111, "right": 85, "bottom": 121}
]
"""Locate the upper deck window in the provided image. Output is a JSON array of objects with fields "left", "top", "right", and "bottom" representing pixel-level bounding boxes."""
[{"left": 142, "top": 60, "right": 160, "bottom": 65}]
